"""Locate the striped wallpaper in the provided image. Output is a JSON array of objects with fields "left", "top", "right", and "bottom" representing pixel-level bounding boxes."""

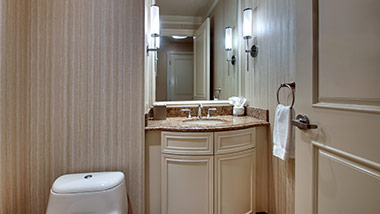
[{"left": 0, "top": 0, "right": 145, "bottom": 213}]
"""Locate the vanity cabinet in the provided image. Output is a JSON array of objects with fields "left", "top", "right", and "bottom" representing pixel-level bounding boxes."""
[{"left": 160, "top": 128, "right": 256, "bottom": 214}]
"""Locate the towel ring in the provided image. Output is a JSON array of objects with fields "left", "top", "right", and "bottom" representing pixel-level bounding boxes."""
[{"left": 277, "top": 82, "right": 296, "bottom": 108}]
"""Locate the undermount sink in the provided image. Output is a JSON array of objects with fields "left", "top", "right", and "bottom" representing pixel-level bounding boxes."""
[{"left": 183, "top": 119, "right": 227, "bottom": 125}]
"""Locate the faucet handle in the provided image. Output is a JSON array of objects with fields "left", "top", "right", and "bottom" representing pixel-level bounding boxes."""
[
  {"left": 207, "top": 108, "right": 217, "bottom": 118},
  {"left": 181, "top": 109, "right": 192, "bottom": 119}
]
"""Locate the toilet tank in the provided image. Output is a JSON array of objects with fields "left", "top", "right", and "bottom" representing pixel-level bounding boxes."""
[{"left": 46, "top": 172, "right": 128, "bottom": 214}]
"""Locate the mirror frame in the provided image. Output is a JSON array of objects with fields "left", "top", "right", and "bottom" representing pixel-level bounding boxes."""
[{"left": 153, "top": 100, "right": 231, "bottom": 107}]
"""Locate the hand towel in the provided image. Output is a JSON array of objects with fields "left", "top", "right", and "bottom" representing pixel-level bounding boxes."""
[{"left": 273, "top": 104, "right": 295, "bottom": 160}]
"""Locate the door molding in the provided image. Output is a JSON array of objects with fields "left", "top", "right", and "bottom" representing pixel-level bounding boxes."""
[
  {"left": 311, "top": 141, "right": 380, "bottom": 214},
  {"left": 312, "top": 141, "right": 380, "bottom": 174}
]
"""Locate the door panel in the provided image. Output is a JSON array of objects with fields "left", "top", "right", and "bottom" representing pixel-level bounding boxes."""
[
  {"left": 295, "top": 0, "right": 380, "bottom": 213},
  {"left": 318, "top": 0, "right": 380, "bottom": 101},
  {"left": 167, "top": 53, "right": 194, "bottom": 101},
  {"left": 193, "top": 18, "right": 210, "bottom": 100}
]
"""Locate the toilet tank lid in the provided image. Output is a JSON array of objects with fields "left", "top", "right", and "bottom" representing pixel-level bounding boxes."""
[{"left": 52, "top": 172, "right": 125, "bottom": 194}]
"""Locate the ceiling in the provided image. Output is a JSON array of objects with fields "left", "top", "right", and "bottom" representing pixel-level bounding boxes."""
[{"left": 157, "top": 0, "right": 216, "bottom": 17}]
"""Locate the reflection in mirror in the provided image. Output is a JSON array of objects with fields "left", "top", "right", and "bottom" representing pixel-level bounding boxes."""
[{"left": 155, "top": 0, "right": 239, "bottom": 101}]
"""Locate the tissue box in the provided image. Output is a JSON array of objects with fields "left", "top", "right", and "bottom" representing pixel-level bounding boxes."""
[
  {"left": 153, "top": 103, "right": 167, "bottom": 120},
  {"left": 233, "top": 106, "right": 245, "bottom": 116}
]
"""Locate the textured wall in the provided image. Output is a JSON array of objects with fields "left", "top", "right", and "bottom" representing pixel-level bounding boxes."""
[
  {"left": 241, "top": 0, "right": 296, "bottom": 213},
  {"left": 0, "top": 0, "right": 144, "bottom": 213}
]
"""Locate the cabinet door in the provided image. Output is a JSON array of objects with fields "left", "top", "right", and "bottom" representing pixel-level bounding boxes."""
[
  {"left": 161, "top": 154, "right": 213, "bottom": 214},
  {"left": 215, "top": 148, "right": 256, "bottom": 214}
]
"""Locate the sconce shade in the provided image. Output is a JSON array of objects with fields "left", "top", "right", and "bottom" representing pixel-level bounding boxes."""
[
  {"left": 151, "top": 5, "right": 160, "bottom": 37},
  {"left": 243, "top": 8, "right": 252, "bottom": 38},
  {"left": 225, "top": 27, "right": 232, "bottom": 51}
]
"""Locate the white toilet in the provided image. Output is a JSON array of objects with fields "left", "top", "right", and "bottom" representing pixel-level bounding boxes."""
[{"left": 46, "top": 171, "right": 128, "bottom": 214}]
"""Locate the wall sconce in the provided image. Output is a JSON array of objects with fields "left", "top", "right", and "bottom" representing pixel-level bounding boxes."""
[
  {"left": 225, "top": 27, "right": 236, "bottom": 76},
  {"left": 147, "top": 4, "right": 160, "bottom": 56},
  {"left": 243, "top": 8, "right": 258, "bottom": 71}
]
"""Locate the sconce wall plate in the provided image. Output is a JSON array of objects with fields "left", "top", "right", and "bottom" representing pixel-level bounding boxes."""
[
  {"left": 230, "top": 55, "right": 236, "bottom": 65},
  {"left": 226, "top": 52, "right": 236, "bottom": 76},
  {"left": 250, "top": 45, "right": 258, "bottom": 58}
]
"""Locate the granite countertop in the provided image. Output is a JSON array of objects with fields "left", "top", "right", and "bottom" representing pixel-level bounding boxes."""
[{"left": 145, "top": 115, "right": 269, "bottom": 132}]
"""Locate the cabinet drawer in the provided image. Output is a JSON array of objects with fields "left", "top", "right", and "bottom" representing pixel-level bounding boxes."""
[
  {"left": 161, "top": 131, "right": 213, "bottom": 155},
  {"left": 214, "top": 128, "right": 256, "bottom": 154}
]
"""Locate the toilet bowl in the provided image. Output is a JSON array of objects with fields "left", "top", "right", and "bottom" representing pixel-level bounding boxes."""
[{"left": 46, "top": 171, "right": 128, "bottom": 214}]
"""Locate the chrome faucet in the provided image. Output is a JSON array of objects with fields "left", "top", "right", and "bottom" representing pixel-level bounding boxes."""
[
  {"left": 207, "top": 108, "right": 217, "bottom": 118},
  {"left": 197, "top": 103, "right": 203, "bottom": 119}
]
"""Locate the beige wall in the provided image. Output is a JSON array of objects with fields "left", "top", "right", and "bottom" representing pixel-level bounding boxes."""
[
  {"left": 210, "top": 0, "right": 239, "bottom": 100},
  {"left": 0, "top": 0, "right": 144, "bottom": 213},
  {"left": 156, "top": 38, "right": 193, "bottom": 101},
  {"left": 241, "top": 0, "right": 296, "bottom": 213}
]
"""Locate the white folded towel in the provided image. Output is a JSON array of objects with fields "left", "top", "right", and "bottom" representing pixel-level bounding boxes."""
[{"left": 273, "top": 104, "right": 295, "bottom": 160}]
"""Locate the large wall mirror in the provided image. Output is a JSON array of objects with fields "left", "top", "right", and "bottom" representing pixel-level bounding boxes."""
[{"left": 155, "top": 0, "right": 240, "bottom": 102}]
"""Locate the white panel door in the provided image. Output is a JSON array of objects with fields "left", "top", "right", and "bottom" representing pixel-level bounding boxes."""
[
  {"left": 161, "top": 154, "right": 213, "bottom": 214},
  {"left": 295, "top": 0, "right": 380, "bottom": 213},
  {"left": 167, "top": 52, "right": 194, "bottom": 101},
  {"left": 193, "top": 18, "right": 210, "bottom": 100}
]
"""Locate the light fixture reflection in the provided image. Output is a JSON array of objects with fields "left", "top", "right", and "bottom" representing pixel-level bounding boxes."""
[
  {"left": 225, "top": 27, "right": 232, "bottom": 51},
  {"left": 172, "top": 35, "right": 188, "bottom": 40},
  {"left": 147, "top": 4, "right": 160, "bottom": 56},
  {"left": 150, "top": 5, "right": 160, "bottom": 37},
  {"left": 225, "top": 27, "right": 236, "bottom": 76}
]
